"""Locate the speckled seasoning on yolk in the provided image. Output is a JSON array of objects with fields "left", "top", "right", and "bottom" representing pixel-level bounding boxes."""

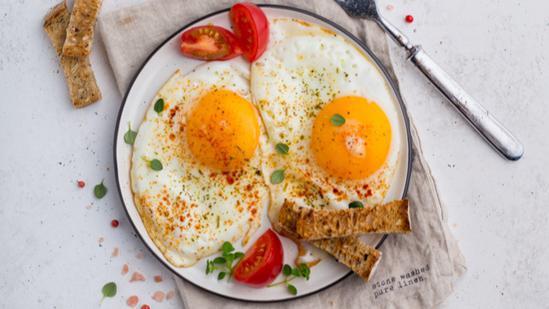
[
  {"left": 311, "top": 96, "right": 391, "bottom": 180},
  {"left": 186, "top": 89, "right": 260, "bottom": 171}
]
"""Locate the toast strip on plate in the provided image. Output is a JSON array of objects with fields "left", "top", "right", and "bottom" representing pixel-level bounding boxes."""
[
  {"left": 296, "top": 200, "right": 411, "bottom": 240},
  {"left": 311, "top": 237, "right": 382, "bottom": 282},
  {"left": 62, "top": 0, "right": 103, "bottom": 57},
  {"left": 44, "top": 1, "right": 101, "bottom": 108},
  {"left": 278, "top": 201, "right": 382, "bottom": 281}
]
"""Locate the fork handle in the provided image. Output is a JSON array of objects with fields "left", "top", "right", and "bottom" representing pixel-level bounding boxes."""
[{"left": 409, "top": 47, "right": 523, "bottom": 160}]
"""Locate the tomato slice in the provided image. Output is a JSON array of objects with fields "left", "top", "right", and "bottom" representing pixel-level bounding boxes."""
[
  {"left": 229, "top": 3, "right": 269, "bottom": 62},
  {"left": 180, "top": 25, "right": 242, "bottom": 60},
  {"left": 233, "top": 229, "right": 283, "bottom": 287}
]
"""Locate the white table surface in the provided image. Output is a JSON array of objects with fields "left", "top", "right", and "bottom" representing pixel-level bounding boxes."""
[{"left": 1, "top": 0, "right": 548, "bottom": 308}]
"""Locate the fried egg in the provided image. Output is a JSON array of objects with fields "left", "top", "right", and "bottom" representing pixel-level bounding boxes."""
[
  {"left": 131, "top": 60, "right": 268, "bottom": 267},
  {"left": 251, "top": 19, "right": 403, "bottom": 226}
]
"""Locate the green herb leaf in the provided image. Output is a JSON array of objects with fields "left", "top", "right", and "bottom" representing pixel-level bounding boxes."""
[
  {"left": 283, "top": 264, "right": 292, "bottom": 276},
  {"left": 217, "top": 272, "right": 226, "bottom": 280},
  {"left": 348, "top": 201, "right": 364, "bottom": 209},
  {"left": 270, "top": 169, "right": 285, "bottom": 184},
  {"left": 287, "top": 283, "right": 297, "bottom": 295},
  {"left": 291, "top": 268, "right": 300, "bottom": 277},
  {"left": 94, "top": 182, "right": 107, "bottom": 199},
  {"left": 330, "top": 114, "right": 345, "bottom": 126},
  {"left": 205, "top": 260, "right": 213, "bottom": 274},
  {"left": 298, "top": 263, "right": 311, "bottom": 280},
  {"left": 221, "top": 242, "right": 234, "bottom": 254},
  {"left": 150, "top": 159, "right": 163, "bottom": 171},
  {"left": 234, "top": 252, "right": 244, "bottom": 260},
  {"left": 124, "top": 123, "right": 138, "bottom": 145},
  {"left": 225, "top": 254, "right": 235, "bottom": 269},
  {"left": 154, "top": 98, "right": 165, "bottom": 114},
  {"left": 213, "top": 257, "right": 226, "bottom": 264},
  {"left": 101, "top": 282, "right": 117, "bottom": 298},
  {"left": 275, "top": 143, "right": 289, "bottom": 155}
]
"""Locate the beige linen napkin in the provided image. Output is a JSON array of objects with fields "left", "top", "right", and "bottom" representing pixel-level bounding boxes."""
[{"left": 99, "top": 0, "right": 466, "bottom": 307}]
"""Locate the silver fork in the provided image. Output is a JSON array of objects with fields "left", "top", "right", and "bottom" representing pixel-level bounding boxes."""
[{"left": 336, "top": 0, "right": 523, "bottom": 161}]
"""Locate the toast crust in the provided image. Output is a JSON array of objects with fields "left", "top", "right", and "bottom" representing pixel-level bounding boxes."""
[
  {"left": 44, "top": 1, "right": 101, "bottom": 108},
  {"left": 278, "top": 201, "right": 383, "bottom": 282},
  {"left": 296, "top": 200, "right": 411, "bottom": 240},
  {"left": 312, "top": 237, "right": 382, "bottom": 281},
  {"left": 62, "top": 0, "right": 103, "bottom": 57}
]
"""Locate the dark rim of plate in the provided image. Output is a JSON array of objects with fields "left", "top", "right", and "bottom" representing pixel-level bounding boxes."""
[{"left": 113, "top": 4, "right": 413, "bottom": 304}]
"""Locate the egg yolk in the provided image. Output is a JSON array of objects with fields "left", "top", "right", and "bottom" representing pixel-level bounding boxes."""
[
  {"left": 311, "top": 96, "right": 391, "bottom": 180},
  {"left": 186, "top": 89, "right": 260, "bottom": 171}
]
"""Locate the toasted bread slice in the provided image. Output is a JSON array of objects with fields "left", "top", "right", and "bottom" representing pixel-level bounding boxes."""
[
  {"left": 44, "top": 1, "right": 101, "bottom": 108},
  {"left": 296, "top": 200, "right": 411, "bottom": 240},
  {"left": 278, "top": 201, "right": 382, "bottom": 281},
  {"left": 62, "top": 0, "right": 102, "bottom": 57},
  {"left": 311, "top": 237, "right": 382, "bottom": 282}
]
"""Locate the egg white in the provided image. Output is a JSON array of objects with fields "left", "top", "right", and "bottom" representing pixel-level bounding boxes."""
[
  {"left": 131, "top": 59, "right": 268, "bottom": 267},
  {"left": 251, "top": 19, "right": 403, "bottom": 224}
]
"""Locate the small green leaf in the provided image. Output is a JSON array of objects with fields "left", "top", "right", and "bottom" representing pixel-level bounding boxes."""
[
  {"left": 349, "top": 201, "right": 364, "bottom": 209},
  {"left": 205, "top": 260, "right": 213, "bottom": 274},
  {"left": 330, "top": 114, "right": 345, "bottom": 126},
  {"left": 275, "top": 143, "right": 289, "bottom": 155},
  {"left": 217, "top": 272, "right": 226, "bottom": 280},
  {"left": 213, "top": 257, "right": 226, "bottom": 264},
  {"left": 225, "top": 254, "right": 235, "bottom": 269},
  {"left": 124, "top": 123, "right": 138, "bottom": 145},
  {"left": 154, "top": 98, "right": 165, "bottom": 114},
  {"left": 291, "top": 268, "right": 300, "bottom": 277},
  {"left": 234, "top": 252, "right": 244, "bottom": 260},
  {"left": 283, "top": 264, "right": 292, "bottom": 276},
  {"left": 298, "top": 263, "right": 311, "bottom": 280},
  {"left": 150, "top": 159, "right": 163, "bottom": 171},
  {"left": 287, "top": 283, "right": 297, "bottom": 295},
  {"left": 270, "top": 169, "right": 285, "bottom": 185},
  {"left": 94, "top": 182, "right": 107, "bottom": 199},
  {"left": 221, "top": 242, "right": 234, "bottom": 254},
  {"left": 101, "top": 282, "right": 117, "bottom": 298}
]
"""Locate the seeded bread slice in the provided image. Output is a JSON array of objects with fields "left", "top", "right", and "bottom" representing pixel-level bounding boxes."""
[
  {"left": 278, "top": 201, "right": 382, "bottom": 282},
  {"left": 62, "top": 0, "right": 103, "bottom": 57},
  {"left": 296, "top": 200, "right": 411, "bottom": 240},
  {"left": 44, "top": 1, "right": 101, "bottom": 108},
  {"left": 312, "top": 237, "right": 382, "bottom": 282}
]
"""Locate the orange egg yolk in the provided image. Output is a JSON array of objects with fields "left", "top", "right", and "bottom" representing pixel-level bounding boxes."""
[
  {"left": 186, "top": 89, "right": 260, "bottom": 171},
  {"left": 311, "top": 96, "right": 392, "bottom": 180}
]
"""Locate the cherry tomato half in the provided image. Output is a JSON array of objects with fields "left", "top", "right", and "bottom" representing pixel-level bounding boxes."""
[
  {"left": 180, "top": 25, "right": 242, "bottom": 60},
  {"left": 230, "top": 3, "right": 269, "bottom": 62},
  {"left": 233, "top": 229, "right": 283, "bottom": 287}
]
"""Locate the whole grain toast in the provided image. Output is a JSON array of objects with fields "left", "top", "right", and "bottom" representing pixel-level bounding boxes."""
[
  {"left": 62, "top": 0, "right": 103, "bottom": 57},
  {"left": 296, "top": 200, "right": 411, "bottom": 240},
  {"left": 277, "top": 201, "right": 382, "bottom": 281},
  {"left": 44, "top": 1, "right": 101, "bottom": 108},
  {"left": 312, "top": 237, "right": 382, "bottom": 282}
]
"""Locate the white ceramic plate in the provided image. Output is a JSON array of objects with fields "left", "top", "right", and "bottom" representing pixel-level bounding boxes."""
[{"left": 114, "top": 4, "right": 411, "bottom": 303}]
